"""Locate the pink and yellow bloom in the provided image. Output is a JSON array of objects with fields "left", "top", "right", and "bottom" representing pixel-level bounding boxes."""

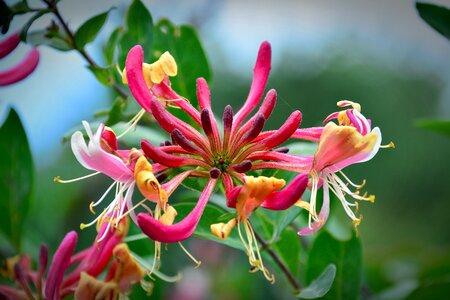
[
  {"left": 297, "top": 101, "right": 390, "bottom": 235},
  {"left": 125, "top": 41, "right": 310, "bottom": 280}
]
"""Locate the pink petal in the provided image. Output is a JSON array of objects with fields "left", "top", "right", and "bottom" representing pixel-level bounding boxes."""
[
  {"left": 141, "top": 139, "right": 209, "bottom": 169},
  {"left": 262, "top": 174, "right": 308, "bottom": 210},
  {"left": 71, "top": 124, "right": 133, "bottom": 182},
  {"left": 196, "top": 77, "right": 211, "bottom": 110},
  {"left": 256, "top": 110, "right": 302, "bottom": 149},
  {"left": 0, "top": 48, "right": 39, "bottom": 86},
  {"left": 291, "top": 127, "right": 324, "bottom": 142},
  {"left": 138, "top": 179, "right": 217, "bottom": 243},
  {"left": 232, "top": 41, "right": 272, "bottom": 132},
  {"left": 0, "top": 32, "right": 20, "bottom": 59},
  {"left": 45, "top": 231, "right": 78, "bottom": 300},
  {"left": 125, "top": 46, "right": 153, "bottom": 112},
  {"left": 152, "top": 80, "right": 201, "bottom": 124}
]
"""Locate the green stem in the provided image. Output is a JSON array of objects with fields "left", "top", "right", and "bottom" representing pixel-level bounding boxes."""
[
  {"left": 253, "top": 229, "right": 302, "bottom": 291},
  {"left": 42, "top": 0, "right": 128, "bottom": 98}
]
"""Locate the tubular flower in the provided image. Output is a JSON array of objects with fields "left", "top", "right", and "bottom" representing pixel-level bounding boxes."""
[
  {"left": 0, "top": 220, "right": 148, "bottom": 300},
  {"left": 58, "top": 121, "right": 167, "bottom": 242},
  {"left": 298, "top": 101, "right": 392, "bottom": 236},
  {"left": 125, "top": 41, "right": 310, "bottom": 280},
  {"left": 0, "top": 31, "right": 39, "bottom": 86}
]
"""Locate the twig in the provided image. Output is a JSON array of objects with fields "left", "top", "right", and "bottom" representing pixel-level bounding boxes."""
[
  {"left": 253, "top": 230, "right": 302, "bottom": 291},
  {"left": 43, "top": 0, "right": 129, "bottom": 98}
]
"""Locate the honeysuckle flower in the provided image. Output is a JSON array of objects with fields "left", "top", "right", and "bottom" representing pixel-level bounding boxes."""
[
  {"left": 125, "top": 41, "right": 310, "bottom": 280},
  {"left": 298, "top": 101, "right": 392, "bottom": 236},
  {"left": 0, "top": 32, "right": 39, "bottom": 86},
  {"left": 57, "top": 121, "right": 167, "bottom": 243},
  {"left": 0, "top": 218, "right": 146, "bottom": 300}
]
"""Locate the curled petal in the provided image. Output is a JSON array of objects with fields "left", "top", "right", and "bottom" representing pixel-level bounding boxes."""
[
  {"left": 45, "top": 231, "right": 78, "bottom": 300},
  {"left": 0, "top": 48, "right": 39, "bottom": 86},
  {"left": 261, "top": 174, "right": 308, "bottom": 210},
  {"left": 314, "top": 123, "right": 381, "bottom": 173},
  {"left": 138, "top": 179, "right": 217, "bottom": 243},
  {"left": 298, "top": 183, "right": 330, "bottom": 236},
  {"left": 232, "top": 41, "right": 272, "bottom": 132},
  {"left": 226, "top": 185, "right": 242, "bottom": 208},
  {"left": 125, "top": 45, "right": 153, "bottom": 112},
  {"left": 0, "top": 32, "right": 20, "bottom": 59},
  {"left": 71, "top": 122, "right": 133, "bottom": 182}
]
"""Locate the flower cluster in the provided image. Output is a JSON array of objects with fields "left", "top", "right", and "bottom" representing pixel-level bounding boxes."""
[
  {"left": 56, "top": 41, "right": 390, "bottom": 284},
  {"left": 0, "top": 217, "right": 151, "bottom": 300}
]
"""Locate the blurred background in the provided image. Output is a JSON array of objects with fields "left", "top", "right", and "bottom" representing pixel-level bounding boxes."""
[{"left": 1, "top": 0, "right": 450, "bottom": 299}]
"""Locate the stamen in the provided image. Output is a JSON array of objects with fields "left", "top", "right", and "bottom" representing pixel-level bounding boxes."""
[
  {"left": 380, "top": 141, "right": 395, "bottom": 148},
  {"left": 131, "top": 252, "right": 182, "bottom": 283},
  {"left": 237, "top": 220, "right": 274, "bottom": 283},
  {"left": 116, "top": 108, "right": 146, "bottom": 139},
  {"left": 338, "top": 170, "right": 366, "bottom": 189},
  {"left": 53, "top": 171, "right": 100, "bottom": 183},
  {"left": 178, "top": 242, "right": 201, "bottom": 268}
]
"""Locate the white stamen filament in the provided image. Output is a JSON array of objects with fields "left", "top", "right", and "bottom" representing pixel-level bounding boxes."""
[
  {"left": 237, "top": 220, "right": 274, "bottom": 283},
  {"left": 53, "top": 171, "right": 100, "bottom": 183},
  {"left": 178, "top": 242, "right": 201, "bottom": 268},
  {"left": 117, "top": 109, "right": 146, "bottom": 139}
]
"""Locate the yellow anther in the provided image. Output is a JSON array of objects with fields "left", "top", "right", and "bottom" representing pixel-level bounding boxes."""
[
  {"left": 89, "top": 201, "right": 96, "bottom": 215},
  {"left": 381, "top": 141, "right": 395, "bottom": 149},
  {"left": 210, "top": 218, "right": 237, "bottom": 240},
  {"left": 121, "top": 51, "right": 177, "bottom": 89},
  {"left": 159, "top": 52, "right": 177, "bottom": 76},
  {"left": 159, "top": 205, "right": 177, "bottom": 226}
]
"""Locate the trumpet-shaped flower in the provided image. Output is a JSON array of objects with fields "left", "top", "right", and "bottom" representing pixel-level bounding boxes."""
[
  {"left": 0, "top": 219, "right": 140, "bottom": 300},
  {"left": 59, "top": 121, "right": 166, "bottom": 242},
  {"left": 298, "top": 101, "right": 388, "bottom": 235},
  {"left": 125, "top": 41, "right": 310, "bottom": 280}
]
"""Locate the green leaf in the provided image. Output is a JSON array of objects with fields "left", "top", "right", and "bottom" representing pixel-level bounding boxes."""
[
  {"left": 172, "top": 202, "right": 243, "bottom": 250},
  {"left": 297, "top": 264, "right": 337, "bottom": 299},
  {"left": 273, "top": 226, "right": 302, "bottom": 278},
  {"left": 26, "top": 30, "right": 71, "bottom": 51},
  {"left": 0, "top": 108, "right": 33, "bottom": 251},
  {"left": 87, "top": 65, "right": 114, "bottom": 86},
  {"left": 118, "top": 0, "right": 153, "bottom": 67},
  {"left": 104, "top": 96, "right": 128, "bottom": 126},
  {"left": 75, "top": 9, "right": 112, "bottom": 48},
  {"left": 416, "top": 2, "right": 450, "bottom": 40},
  {"left": 306, "top": 231, "right": 362, "bottom": 300},
  {"left": 152, "top": 19, "right": 211, "bottom": 109},
  {"left": 415, "top": 119, "right": 450, "bottom": 136},
  {"left": 103, "top": 26, "right": 123, "bottom": 64},
  {"left": 126, "top": 0, "right": 153, "bottom": 45}
]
